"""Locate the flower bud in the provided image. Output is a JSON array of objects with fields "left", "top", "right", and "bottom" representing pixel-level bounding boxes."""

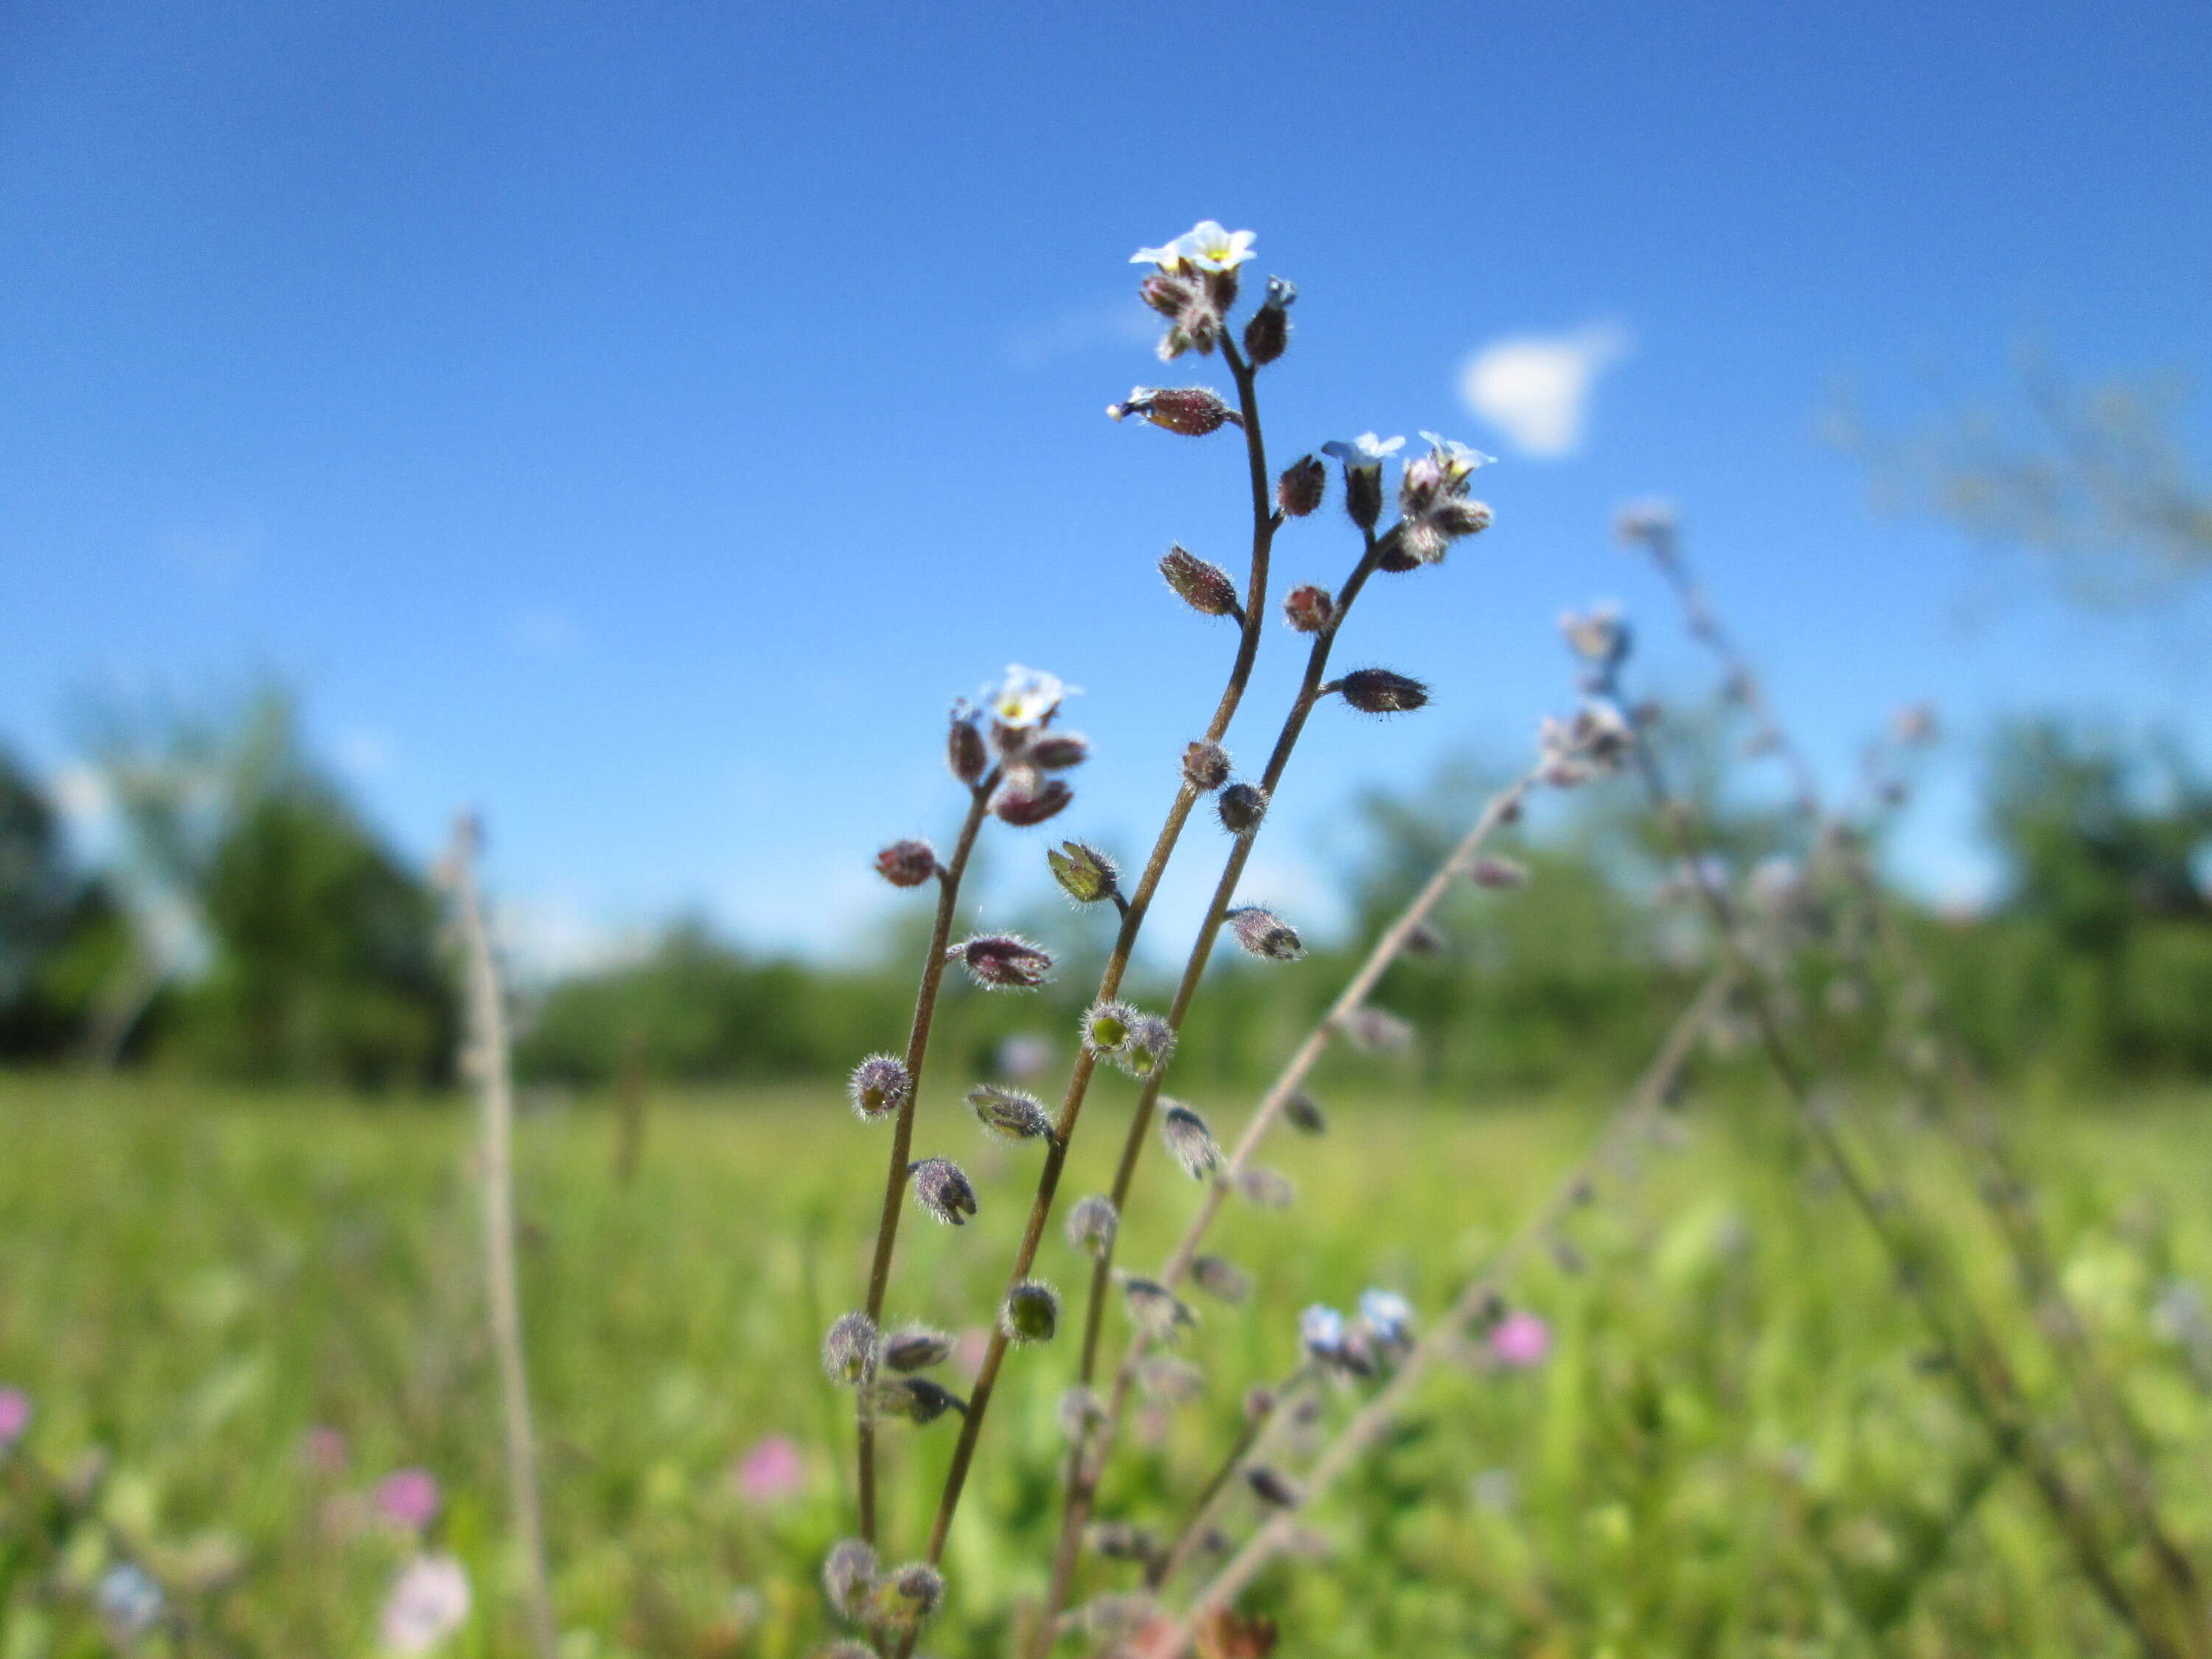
[
  {"left": 969, "top": 1084, "right": 1054, "bottom": 1143},
  {"left": 1217, "top": 781, "right": 1268, "bottom": 835},
  {"left": 1245, "top": 1466, "right": 1303, "bottom": 1509},
  {"left": 1337, "top": 668, "right": 1430, "bottom": 715},
  {"left": 1236, "top": 1165, "right": 1296, "bottom": 1209},
  {"left": 1160, "top": 1102, "right": 1223, "bottom": 1178},
  {"left": 1160, "top": 545, "right": 1242, "bottom": 618},
  {"left": 880, "top": 1324, "right": 954, "bottom": 1372},
  {"left": 866, "top": 1377, "right": 967, "bottom": 1425},
  {"left": 1137, "top": 1355, "right": 1205, "bottom": 1403},
  {"left": 1227, "top": 905, "right": 1304, "bottom": 961},
  {"left": 950, "top": 933, "right": 1053, "bottom": 990},
  {"left": 821, "top": 1538, "right": 878, "bottom": 1621},
  {"left": 1118, "top": 1013, "right": 1176, "bottom": 1079},
  {"left": 994, "top": 779, "right": 1073, "bottom": 827},
  {"left": 908, "top": 1158, "right": 978, "bottom": 1225},
  {"left": 1066, "top": 1194, "right": 1119, "bottom": 1256},
  {"left": 1107, "top": 386, "right": 1238, "bottom": 436},
  {"left": 1025, "top": 731, "right": 1092, "bottom": 771},
  {"left": 1088, "top": 1522, "right": 1158, "bottom": 1563},
  {"left": 1121, "top": 1276, "right": 1195, "bottom": 1338},
  {"left": 874, "top": 839, "right": 938, "bottom": 888},
  {"left": 868, "top": 1562, "right": 945, "bottom": 1630},
  {"left": 1375, "top": 524, "right": 1421, "bottom": 572},
  {"left": 947, "top": 708, "right": 989, "bottom": 785},
  {"left": 823, "top": 1312, "right": 879, "bottom": 1386},
  {"left": 848, "top": 1054, "right": 911, "bottom": 1122},
  {"left": 1242, "top": 276, "right": 1295, "bottom": 364},
  {"left": 1192, "top": 1255, "right": 1252, "bottom": 1305},
  {"left": 1000, "top": 1279, "right": 1060, "bottom": 1345},
  {"left": 1281, "top": 583, "right": 1334, "bottom": 633},
  {"left": 1276, "top": 453, "right": 1326, "bottom": 518},
  {"left": 1048, "top": 841, "right": 1119, "bottom": 905},
  {"left": 1343, "top": 1004, "right": 1413, "bottom": 1053},
  {"left": 1468, "top": 857, "right": 1528, "bottom": 889},
  {"left": 1344, "top": 465, "right": 1383, "bottom": 529},
  {"left": 1182, "top": 741, "right": 1231, "bottom": 792},
  {"left": 1282, "top": 1090, "right": 1327, "bottom": 1135},
  {"left": 1301, "top": 1304, "right": 1345, "bottom": 1360}
]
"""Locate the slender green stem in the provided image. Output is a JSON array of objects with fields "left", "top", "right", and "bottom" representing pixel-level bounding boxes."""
[
  {"left": 855, "top": 768, "right": 998, "bottom": 1543},
  {"left": 1146, "top": 1364, "right": 1314, "bottom": 1593}
]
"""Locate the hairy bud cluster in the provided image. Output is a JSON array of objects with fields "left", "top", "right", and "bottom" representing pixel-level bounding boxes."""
[
  {"left": 1159, "top": 1102, "right": 1223, "bottom": 1179},
  {"left": 1083, "top": 1000, "right": 1175, "bottom": 1079},
  {"left": 1159, "top": 545, "right": 1242, "bottom": 619},
  {"left": 1217, "top": 781, "right": 1269, "bottom": 835},
  {"left": 950, "top": 933, "right": 1054, "bottom": 990},
  {"left": 908, "top": 1158, "right": 978, "bottom": 1226},
  {"left": 969, "top": 1084, "right": 1054, "bottom": 1144},
  {"left": 822, "top": 1538, "right": 878, "bottom": 1621},
  {"left": 1107, "top": 386, "right": 1239, "bottom": 436},
  {"left": 1282, "top": 582, "right": 1334, "bottom": 633},
  {"left": 848, "top": 1054, "right": 911, "bottom": 1121},
  {"left": 1048, "top": 840, "right": 1119, "bottom": 905},
  {"left": 868, "top": 1562, "right": 947, "bottom": 1631},
  {"left": 1537, "top": 702, "right": 1637, "bottom": 787},
  {"left": 1335, "top": 667, "right": 1430, "bottom": 715},
  {"left": 1182, "top": 740, "right": 1231, "bottom": 792},
  {"left": 1227, "top": 904, "right": 1304, "bottom": 961},
  {"left": 874, "top": 838, "right": 938, "bottom": 887},
  {"left": 1276, "top": 454, "right": 1326, "bottom": 518},
  {"left": 1394, "top": 432, "right": 1496, "bottom": 565}
]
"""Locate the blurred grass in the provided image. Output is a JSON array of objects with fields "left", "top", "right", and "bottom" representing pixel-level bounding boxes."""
[{"left": 1, "top": 1071, "right": 2210, "bottom": 1658}]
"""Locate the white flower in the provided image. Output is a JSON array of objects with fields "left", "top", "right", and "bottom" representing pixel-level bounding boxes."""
[
  {"left": 1358, "top": 1288, "right": 1414, "bottom": 1346},
  {"left": 984, "top": 665, "right": 1074, "bottom": 731},
  {"left": 1417, "top": 430, "right": 1496, "bottom": 484},
  {"left": 1320, "top": 432, "right": 1405, "bottom": 469},
  {"left": 381, "top": 1554, "right": 470, "bottom": 1655},
  {"left": 1130, "top": 219, "right": 1257, "bottom": 271}
]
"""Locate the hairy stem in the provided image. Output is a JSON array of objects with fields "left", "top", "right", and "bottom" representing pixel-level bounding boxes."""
[{"left": 450, "top": 821, "right": 560, "bottom": 1659}]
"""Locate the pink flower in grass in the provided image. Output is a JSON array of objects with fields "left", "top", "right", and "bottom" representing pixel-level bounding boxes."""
[
  {"left": 732, "top": 1435, "right": 804, "bottom": 1504},
  {"left": 375, "top": 1467, "right": 441, "bottom": 1530},
  {"left": 1489, "top": 1310, "right": 1552, "bottom": 1369},
  {"left": 302, "top": 1425, "right": 349, "bottom": 1477},
  {"left": 0, "top": 1388, "right": 30, "bottom": 1447}
]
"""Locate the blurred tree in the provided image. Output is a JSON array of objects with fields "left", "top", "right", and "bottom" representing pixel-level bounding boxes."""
[{"left": 0, "top": 746, "right": 130, "bottom": 1057}]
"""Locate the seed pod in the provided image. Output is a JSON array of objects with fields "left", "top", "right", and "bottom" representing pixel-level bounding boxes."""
[
  {"left": 1117, "top": 1013, "right": 1176, "bottom": 1079},
  {"left": 1066, "top": 1194, "right": 1119, "bottom": 1256},
  {"left": 1192, "top": 1255, "right": 1252, "bottom": 1305},
  {"left": 947, "top": 709, "right": 989, "bottom": 785},
  {"left": 1227, "top": 905, "right": 1304, "bottom": 961},
  {"left": 1048, "top": 841, "right": 1119, "bottom": 905},
  {"left": 1468, "top": 856, "right": 1528, "bottom": 889},
  {"left": 1160, "top": 1102, "right": 1222, "bottom": 1179},
  {"left": 821, "top": 1538, "right": 878, "bottom": 1621},
  {"left": 867, "top": 1377, "right": 967, "bottom": 1425},
  {"left": 1000, "top": 1279, "right": 1060, "bottom": 1345},
  {"left": 950, "top": 933, "right": 1054, "bottom": 990},
  {"left": 1136, "top": 1355, "right": 1205, "bottom": 1403},
  {"left": 1121, "top": 1276, "right": 1194, "bottom": 1338},
  {"left": 1342, "top": 1004, "right": 1413, "bottom": 1053},
  {"left": 1337, "top": 668, "right": 1430, "bottom": 715},
  {"left": 993, "top": 779, "right": 1073, "bottom": 827},
  {"left": 1282, "top": 1090, "right": 1326, "bottom": 1135},
  {"left": 1281, "top": 583, "right": 1334, "bottom": 633},
  {"left": 879, "top": 1324, "right": 954, "bottom": 1372},
  {"left": 1160, "top": 545, "right": 1241, "bottom": 618},
  {"left": 1024, "top": 730, "right": 1091, "bottom": 771},
  {"left": 1081, "top": 1000, "right": 1136, "bottom": 1056},
  {"left": 1276, "top": 453, "right": 1326, "bottom": 517},
  {"left": 1236, "top": 1165, "right": 1296, "bottom": 1209},
  {"left": 1245, "top": 1466, "right": 1304, "bottom": 1509},
  {"left": 1087, "top": 1522, "right": 1158, "bottom": 1564},
  {"left": 1182, "top": 741, "right": 1231, "bottom": 792},
  {"left": 1242, "top": 276, "right": 1295, "bottom": 364},
  {"left": 822, "top": 1312, "right": 879, "bottom": 1386},
  {"left": 868, "top": 1562, "right": 945, "bottom": 1630},
  {"left": 1344, "top": 464, "right": 1383, "bottom": 529},
  {"left": 969, "top": 1084, "right": 1054, "bottom": 1144},
  {"left": 847, "top": 1054, "right": 911, "bottom": 1122},
  {"left": 874, "top": 839, "right": 938, "bottom": 888},
  {"left": 908, "top": 1158, "right": 978, "bottom": 1225},
  {"left": 1107, "top": 386, "right": 1236, "bottom": 436},
  {"left": 1217, "top": 781, "right": 1268, "bottom": 835}
]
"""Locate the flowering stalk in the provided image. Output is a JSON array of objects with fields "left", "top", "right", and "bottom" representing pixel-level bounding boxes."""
[
  {"left": 1037, "top": 765, "right": 1545, "bottom": 1634},
  {"left": 1157, "top": 969, "right": 1736, "bottom": 1652},
  {"left": 853, "top": 765, "right": 1001, "bottom": 1543},
  {"left": 446, "top": 818, "right": 560, "bottom": 1659},
  {"left": 1144, "top": 1363, "right": 1315, "bottom": 1593},
  {"left": 1624, "top": 514, "right": 2207, "bottom": 1636}
]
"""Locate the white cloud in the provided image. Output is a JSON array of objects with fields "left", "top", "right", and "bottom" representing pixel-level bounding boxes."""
[
  {"left": 1458, "top": 321, "right": 1632, "bottom": 459},
  {"left": 1004, "top": 298, "right": 1158, "bottom": 370}
]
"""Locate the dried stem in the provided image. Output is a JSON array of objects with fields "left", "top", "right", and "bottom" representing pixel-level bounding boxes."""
[
  {"left": 1037, "top": 768, "right": 1545, "bottom": 1638},
  {"left": 854, "top": 767, "right": 1000, "bottom": 1543},
  {"left": 448, "top": 820, "right": 560, "bottom": 1659},
  {"left": 1161, "top": 968, "right": 1736, "bottom": 1649},
  {"left": 889, "top": 338, "right": 1282, "bottom": 1630},
  {"left": 1635, "top": 532, "right": 2206, "bottom": 1644}
]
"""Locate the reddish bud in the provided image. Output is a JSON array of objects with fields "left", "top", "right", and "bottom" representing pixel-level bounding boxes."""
[
  {"left": 874, "top": 839, "right": 939, "bottom": 887},
  {"left": 1159, "top": 545, "right": 1242, "bottom": 618},
  {"left": 1183, "top": 741, "right": 1231, "bottom": 792},
  {"left": 947, "top": 709, "right": 989, "bottom": 785},
  {"left": 950, "top": 933, "right": 1054, "bottom": 990},
  {"left": 1024, "top": 731, "right": 1091, "bottom": 771},
  {"left": 1276, "top": 454, "right": 1326, "bottom": 518},
  {"left": 994, "top": 779, "right": 1073, "bottom": 827},
  {"left": 1337, "top": 668, "right": 1430, "bottom": 715},
  {"left": 1107, "top": 386, "right": 1239, "bottom": 436},
  {"left": 1281, "top": 584, "right": 1334, "bottom": 633}
]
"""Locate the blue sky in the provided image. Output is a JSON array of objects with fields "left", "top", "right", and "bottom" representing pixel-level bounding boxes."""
[{"left": 5, "top": 0, "right": 2208, "bottom": 968}]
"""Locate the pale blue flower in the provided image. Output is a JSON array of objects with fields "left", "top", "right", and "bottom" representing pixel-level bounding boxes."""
[
  {"left": 1321, "top": 433, "right": 1404, "bottom": 468},
  {"left": 1130, "top": 220, "right": 1257, "bottom": 271}
]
